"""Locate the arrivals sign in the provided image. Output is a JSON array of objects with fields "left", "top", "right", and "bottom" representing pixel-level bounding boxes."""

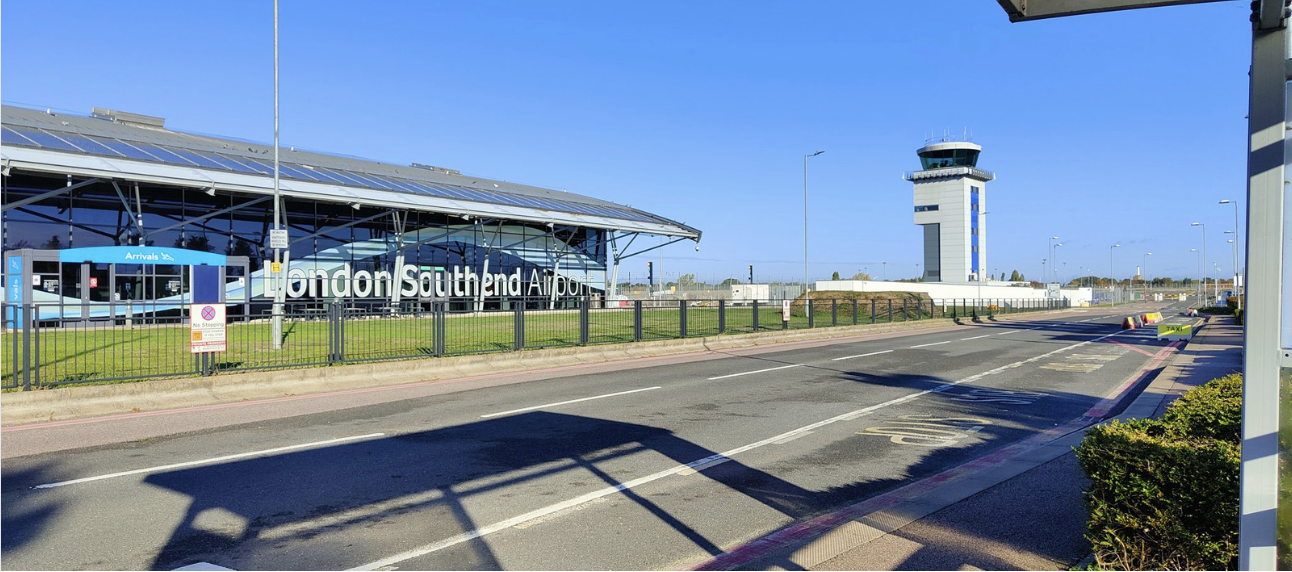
[{"left": 190, "top": 304, "right": 227, "bottom": 353}]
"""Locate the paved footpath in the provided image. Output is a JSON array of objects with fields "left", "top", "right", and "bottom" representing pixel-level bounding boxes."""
[{"left": 690, "top": 315, "right": 1243, "bottom": 571}]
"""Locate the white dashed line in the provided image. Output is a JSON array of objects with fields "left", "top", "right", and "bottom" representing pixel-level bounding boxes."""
[
  {"left": 481, "top": 387, "right": 661, "bottom": 418},
  {"left": 997, "top": 330, "right": 1021, "bottom": 335},
  {"left": 34, "top": 433, "right": 386, "bottom": 489},
  {"left": 707, "top": 364, "right": 802, "bottom": 380},
  {"left": 832, "top": 349, "right": 894, "bottom": 361},
  {"left": 960, "top": 335, "right": 991, "bottom": 341},
  {"left": 910, "top": 341, "right": 952, "bottom": 348}
]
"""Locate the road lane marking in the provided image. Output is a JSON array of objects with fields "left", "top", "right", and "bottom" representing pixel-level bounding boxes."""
[
  {"left": 347, "top": 330, "right": 1125, "bottom": 571},
  {"left": 707, "top": 364, "right": 801, "bottom": 380},
  {"left": 33, "top": 433, "right": 386, "bottom": 490},
  {"left": 831, "top": 350, "right": 893, "bottom": 362},
  {"left": 678, "top": 456, "right": 734, "bottom": 475},
  {"left": 959, "top": 335, "right": 991, "bottom": 341},
  {"left": 480, "top": 387, "right": 661, "bottom": 418},
  {"left": 773, "top": 431, "right": 814, "bottom": 445},
  {"left": 910, "top": 341, "right": 951, "bottom": 348},
  {"left": 997, "top": 330, "right": 1021, "bottom": 335}
]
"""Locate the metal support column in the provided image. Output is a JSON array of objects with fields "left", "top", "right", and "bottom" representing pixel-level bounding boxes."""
[{"left": 1242, "top": 12, "right": 1288, "bottom": 569}]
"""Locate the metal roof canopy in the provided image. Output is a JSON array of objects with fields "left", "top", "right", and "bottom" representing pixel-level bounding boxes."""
[
  {"left": 0, "top": 105, "right": 701, "bottom": 240},
  {"left": 993, "top": 1, "right": 1284, "bottom": 569},
  {"left": 994, "top": 0, "right": 1232, "bottom": 22}
]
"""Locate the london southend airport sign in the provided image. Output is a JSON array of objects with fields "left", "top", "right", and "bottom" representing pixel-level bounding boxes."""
[{"left": 282, "top": 263, "right": 588, "bottom": 299}]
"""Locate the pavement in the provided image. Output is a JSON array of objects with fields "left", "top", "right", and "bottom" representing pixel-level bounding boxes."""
[{"left": 687, "top": 313, "right": 1244, "bottom": 571}]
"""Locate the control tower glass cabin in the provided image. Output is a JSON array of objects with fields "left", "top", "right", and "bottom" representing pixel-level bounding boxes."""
[{"left": 904, "top": 141, "right": 995, "bottom": 283}]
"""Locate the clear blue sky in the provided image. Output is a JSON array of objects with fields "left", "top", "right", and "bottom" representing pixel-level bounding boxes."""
[{"left": 1, "top": 0, "right": 1253, "bottom": 285}]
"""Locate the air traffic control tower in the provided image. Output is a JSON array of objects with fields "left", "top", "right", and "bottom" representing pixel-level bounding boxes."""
[{"left": 904, "top": 140, "right": 995, "bottom": 283}]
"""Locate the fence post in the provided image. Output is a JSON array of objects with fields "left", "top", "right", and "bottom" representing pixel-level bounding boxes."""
[
  {"left": 719, "top": 299, "right": 726, "bottom": 334},
  {"left": 871, "top": 299, "right": 876, "bottom": 324},
  {"left": 634, "top": 300, "right": 643, "bottom": 341},
  {"left": 888, "top": 299, "right": 893, "bottom": 322},
  {"left": 580, "top": 297, "right": 590, "bottom": 345},
  {"left": 852, "top": 299, "right": 859, "bottom": 325},
  {"left": 902, "top": 298, "right": 908, "bottom": 322},
  {"left": 514, "top": 302, "right": 525, "bottom": 351},
  {"left": 679, "top": 300, "right": 688, "bottom": 338},
  {"left": 22, "top": 304, "right": 32, "bottom": 391},
  {"left": 753, "top": 300, "right": 760, "bottom": 332},
  {"left": 831, "top": 299, "right": 838, "bottom": 327},
  {"left": 807, "top": 299, "right": 814, "bottom": 329}
]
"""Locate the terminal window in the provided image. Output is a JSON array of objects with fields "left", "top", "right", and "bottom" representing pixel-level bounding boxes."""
[{"left": 914, "top": 205, "right": 939, "bottom": 212}]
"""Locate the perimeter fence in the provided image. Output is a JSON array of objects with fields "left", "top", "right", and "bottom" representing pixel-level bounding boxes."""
[{"left": 2, "top": 296, "right": 1067, "bottom": 389}]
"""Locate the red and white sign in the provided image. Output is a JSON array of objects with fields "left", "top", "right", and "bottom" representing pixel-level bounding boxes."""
[
  {"left": 782, "top": 300, "right": 792, "bottom": 322},
  {"left": 89, "top": 277, "right": 99, "bottom": 288},
  {"left": 190, "top": 303, "right": 227, "bottom": 353}
]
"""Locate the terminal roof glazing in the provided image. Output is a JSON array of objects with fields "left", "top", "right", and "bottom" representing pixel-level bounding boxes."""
[{"left": 0, "top": 105, "right": 699, "bottom": 238}]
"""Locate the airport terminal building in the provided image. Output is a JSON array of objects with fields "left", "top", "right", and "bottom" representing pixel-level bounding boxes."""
[{"left": 0, "top": 105, "right": 700, "bottom": 318}]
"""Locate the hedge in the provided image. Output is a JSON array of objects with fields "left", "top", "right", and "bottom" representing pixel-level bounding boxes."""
[{"left": 1075, "top": 374, "right": 1241, "bottom": 570}]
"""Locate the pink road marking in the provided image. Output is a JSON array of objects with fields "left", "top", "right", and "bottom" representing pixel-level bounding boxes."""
[{"left": 1104, "top": 338, "right": 1156, "bottom": 357}]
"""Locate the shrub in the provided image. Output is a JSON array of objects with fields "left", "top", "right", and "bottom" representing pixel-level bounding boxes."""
[
  {"left": 1076, "top": 375, "right": 1242, "bottom": 570},
  {"left": 1233, "top": 308, "right": 1243, "bottom": 326},
  {"left": 1158, "top": 373, "right": 1242, "bottom": 443}
]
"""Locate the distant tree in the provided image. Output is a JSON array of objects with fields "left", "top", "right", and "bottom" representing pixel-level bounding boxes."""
[
  {"left": 40, "top": 235, "right": 62, "bottom": 250},
  {"left": 719, "top": 277, "right": 740, "bottom": 287},
  {"left": 1010, "top": 270, "right": 1024, "bottom": 282},
  {"left": 831, "top": 271, "right": 840, "bottom": 280},
  {"left": 676, "top": 273, "right": 696, "bottom": 287},
  {"left": 851, "top": 271, "right": 872, "bottom": 280}
]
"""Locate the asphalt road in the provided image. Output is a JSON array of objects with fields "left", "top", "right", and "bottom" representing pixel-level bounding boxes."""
[{"left": 1, "top": 301, "right": 1185, "bottom": 571}]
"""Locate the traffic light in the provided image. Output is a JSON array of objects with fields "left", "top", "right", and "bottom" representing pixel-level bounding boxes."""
[
  {"left": 748, "top": 265, "right": 754, "bottom": 284},
  {"left": 647, "top": 261, "right": 653, "bottom": 286}
]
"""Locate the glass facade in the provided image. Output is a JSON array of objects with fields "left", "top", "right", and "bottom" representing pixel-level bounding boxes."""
[
  {"left": 970, "top": 186, "right": 980, "bottom": 275},
  {"left": 2, "top": 174, "right": 611, "bottom": 314},
  {"left": 918, "top": 148, "right": 981, "bottom": 170}
]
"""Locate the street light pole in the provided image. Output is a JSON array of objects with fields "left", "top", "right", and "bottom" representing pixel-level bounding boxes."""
[
  {"left": 270, "top": 0, "right": 285, "bottom": 351},
  {"left": 804, "top": 151, "right": 823, "bottom": 296},
  {"left": 1054, "top": 243, "right": 1064, "bottom": 284},
  {"left": 1220, "top": 199, "right": 1242, "bottom": 306},
  {"left": 1110, "top": 244, "right": 1119, "bottom": 306},
  {"left": 1191, "top": 222, "right": 1207, "bottom": 303},
  {"left": 1143, "top": 252, "right": 1152, "bottom": 297},
  {"left": 1192, "top": 248, "right": 1201, "bottom": 299},
  {"left": 1048, "top": 236, "right": 1058, "bottom": 284}
]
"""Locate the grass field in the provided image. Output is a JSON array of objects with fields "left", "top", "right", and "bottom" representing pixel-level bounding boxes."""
[{"left": 2, "top": 298, "right": 1040, "bottom": 389}]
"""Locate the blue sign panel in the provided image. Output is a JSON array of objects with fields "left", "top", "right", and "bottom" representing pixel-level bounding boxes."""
[
  {"left": 6, "top": 257, "right": 21, "bottom": 303},
  {"left": 58, "top": 246, "right": 227, "bottom": 267},
  {"left": 191, "top": 265, "right": 221, "bottom": 304}
]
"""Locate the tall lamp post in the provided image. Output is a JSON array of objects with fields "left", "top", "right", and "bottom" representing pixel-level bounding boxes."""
[
  {"left": 270, "top": 0, "right": 286, "bottom": 351},
  {"left": 1191, "top": 222, "right": 1207, "bottom": 304},
  {"left": 803, "top": 151, "right": 823, "bottom": 295},
  {"left": 1110, "top": 243, "right": 1119, "bottom": 306},
  {"left": 1047, "top": 236, "right": 1058, "bottom": 283},
  {"left": 1143, "top": 252, "right": 1152, "bottom": 297},
  {"left": 1054, "top": 243, "right": 1064, "bottom": 284},
  {"left": 1192, "top": 248, "right": 1202, "bottom": 299},
  {"left": 1220, "top": 199, "right": 1242, "bottom": 306}
]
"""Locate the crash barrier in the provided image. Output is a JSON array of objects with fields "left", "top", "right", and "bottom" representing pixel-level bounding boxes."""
[
  {"left": 1141, "top": 312, "right": 1163, "bottom": 325},
  {"left": 1123, "top": 316, "right": 1143, "bottom": 329},
  {"left": 1, "top": 296, "right": 1069, "bottom": 389}
]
